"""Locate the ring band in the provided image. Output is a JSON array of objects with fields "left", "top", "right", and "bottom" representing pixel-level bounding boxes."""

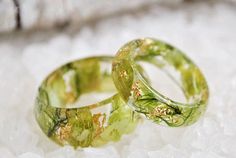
[
  {"left": 35, "top": 56, "right": 140, "bottom": 148},
  {"left": 112, "top": 38, "right": 209, "bottom": 127}
]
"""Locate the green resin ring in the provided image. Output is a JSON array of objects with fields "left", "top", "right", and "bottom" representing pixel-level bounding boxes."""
[
  {"left": 112, "top": 38, "right": 209, "bottom": 127},
  {"left": 35, "top": 56, "right": 140, "bottom": 148}
]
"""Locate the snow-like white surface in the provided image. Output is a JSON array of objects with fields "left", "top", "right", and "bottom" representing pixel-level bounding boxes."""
[{"left": 0, "top": 2, "right": 236, "bottom": 158}]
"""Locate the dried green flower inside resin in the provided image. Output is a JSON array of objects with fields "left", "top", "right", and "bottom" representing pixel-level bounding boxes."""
[
  {"left": 35, "top": 56, "right": 140, "bottom": 148},
  {"left": 112, "top": 38, "right": 209, "bottom": 127}
]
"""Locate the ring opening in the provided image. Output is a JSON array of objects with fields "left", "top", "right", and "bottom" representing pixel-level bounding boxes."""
[
  {"left": 42, "top": 56, "right": 116, "bottom": 109},
  {"left": 136, "top": 61, "right": 186, "bottom": 103}
]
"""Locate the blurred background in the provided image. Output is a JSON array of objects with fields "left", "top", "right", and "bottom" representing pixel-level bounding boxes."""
[{"left": 0, "top": 0, "right": 236, "bottom": 158}]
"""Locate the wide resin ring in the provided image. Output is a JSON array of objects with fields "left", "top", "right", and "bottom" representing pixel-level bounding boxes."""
[
  {"left": 112, "top": 38, "right": 209, "bottom": 127},
  {"left": 35, "top": 56, "right": 140, "bottom": 148}
]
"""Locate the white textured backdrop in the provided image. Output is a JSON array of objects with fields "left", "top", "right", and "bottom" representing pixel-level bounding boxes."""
[
  {"left": 0, "top": 0, "right": 179, "bottom": 32},
  {"left": 0, "top": 1, "right": 236, "bottom": 158}
]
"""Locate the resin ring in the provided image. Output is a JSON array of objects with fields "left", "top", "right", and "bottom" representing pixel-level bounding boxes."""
[
  {"left": 112, "top": 38, "right": 209, "bottom": 127},
  {"left": 35, "top": 56, "right": 140, "bottom": 148}
]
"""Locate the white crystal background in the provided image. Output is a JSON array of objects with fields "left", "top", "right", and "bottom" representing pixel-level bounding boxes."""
[{"left": 0, "top": 1, "right": 236, "bottom": 158}]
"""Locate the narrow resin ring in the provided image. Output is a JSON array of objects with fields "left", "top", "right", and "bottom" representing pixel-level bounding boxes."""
[
  {"left": 35, "top": 56, "right": 140, "bottom": 148},
  {"left": 112, "top": 38, "right": 209, "bottom": 127}
]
